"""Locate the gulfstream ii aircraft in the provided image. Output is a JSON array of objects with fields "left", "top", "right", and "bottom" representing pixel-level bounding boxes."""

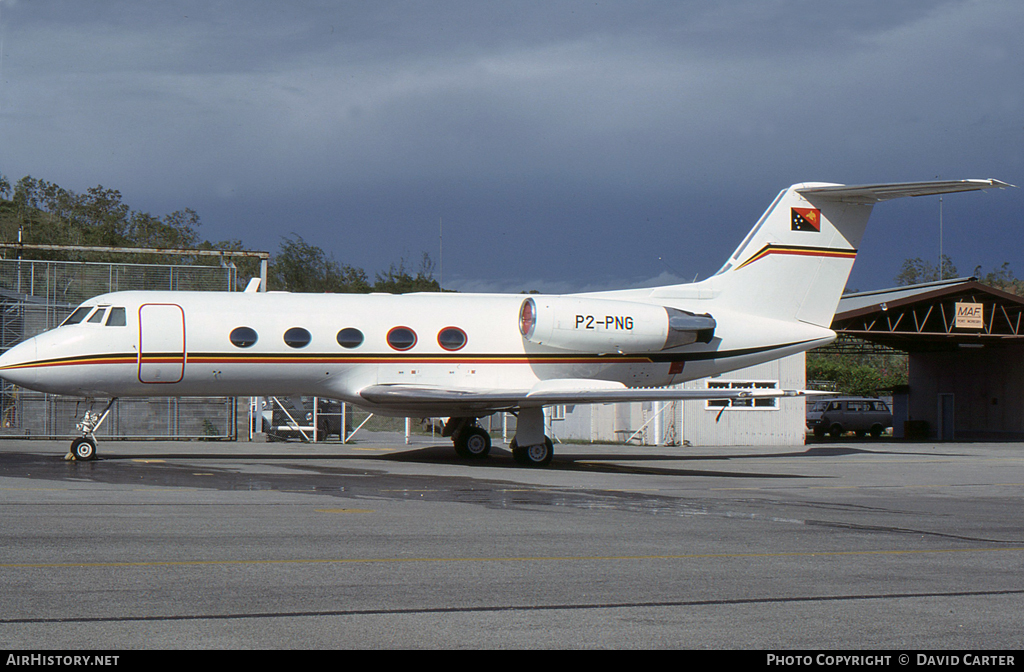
[{"left": 0, "top": 179, "right": 1010, "bottom": 464}]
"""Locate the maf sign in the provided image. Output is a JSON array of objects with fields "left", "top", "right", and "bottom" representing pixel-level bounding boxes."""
[{"left": 955, "top": 302, "right": 984, "bottom": 329}]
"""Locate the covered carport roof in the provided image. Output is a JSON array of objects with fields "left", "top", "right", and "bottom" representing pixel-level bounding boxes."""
[{"left": 832, "top": 278, "right": 1024, "bottom": 352}]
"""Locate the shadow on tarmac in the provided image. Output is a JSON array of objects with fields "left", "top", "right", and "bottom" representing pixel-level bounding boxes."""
[{"left": 0, "top": 438, "right": 963, "bottom": 485}]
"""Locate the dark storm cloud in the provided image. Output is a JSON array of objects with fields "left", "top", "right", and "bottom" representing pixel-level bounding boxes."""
[{"left": 1, "top": 0, "right": 1021, "bottom": 292}]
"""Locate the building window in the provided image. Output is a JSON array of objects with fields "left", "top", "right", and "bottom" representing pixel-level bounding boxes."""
[{"left": 705, "top": 380, "right": 778, "bottom": 410}]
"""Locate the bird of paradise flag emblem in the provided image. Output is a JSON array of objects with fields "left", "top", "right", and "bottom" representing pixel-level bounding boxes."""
[{"left": 791, "top": 207, "right": 821, "bottom": 232}]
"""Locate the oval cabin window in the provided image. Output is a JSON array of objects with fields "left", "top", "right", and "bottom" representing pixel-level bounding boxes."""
[
  {"left": 336, "top": 328, "right": 364, "bottom": 349},
  {"left": 284, "top": 327, "right": 312, "bottom": 348},
  {"left": 230, "top": 326, "right": 259, "bottom": 348},
  {"left": 437, "top": 327, "right": 467, "bottom": 351},
  {"left": 386, "top": 327, "right": 417, "bottom": 351}
]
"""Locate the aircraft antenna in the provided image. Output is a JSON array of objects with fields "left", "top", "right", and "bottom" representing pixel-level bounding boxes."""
[{"left": 658, "top": 256, "right": 683, "bottom": 281}]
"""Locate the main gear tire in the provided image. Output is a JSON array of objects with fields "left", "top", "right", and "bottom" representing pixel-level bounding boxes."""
[{"left": 510, "top": 437, "right": 553, "bottom": 467}]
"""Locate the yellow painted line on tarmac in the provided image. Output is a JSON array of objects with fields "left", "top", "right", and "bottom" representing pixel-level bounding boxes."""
[
  {"left": 3, "top": 546, "right": 1022, "bottom": 570},
  {"left": 712, "top": 483, "right": 1024, "bottom": 492},
  {"left": 0, "top": 487, "right": 68, "bottom": 492},
  {"left": 131, "top": 488, "right": 199, "bottom": 492},
  {"left": 605, "top": 489, "right": 664, "bottom": 492}
]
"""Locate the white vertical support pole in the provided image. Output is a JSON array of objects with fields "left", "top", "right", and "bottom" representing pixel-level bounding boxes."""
[
  {"left": 405, "top": 417, "right": 411, "bottom": 444},
  {"left": 254, "top": 258, "right": 268, "bottom": 438},
  {"left": 654, "top": 401, "right": 662, "bottom": 446},
  {"left": 313, "top": 397, "right": 319, "bottom": 443},
  {"left": 679, "top": 399, "right": 686, "bottom": 447},
  {"left": 342, "top": 403, "right": 348, "bottom": 444}
]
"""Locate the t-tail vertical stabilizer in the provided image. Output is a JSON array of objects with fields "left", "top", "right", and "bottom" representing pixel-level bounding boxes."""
[{"left": 697, "top": 179, "right": 1011, "bottom": 328}]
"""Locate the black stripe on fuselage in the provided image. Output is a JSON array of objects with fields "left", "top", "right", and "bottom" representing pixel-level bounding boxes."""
[{"left": 4, "top": 340, "right": 816, "bottom": 371}]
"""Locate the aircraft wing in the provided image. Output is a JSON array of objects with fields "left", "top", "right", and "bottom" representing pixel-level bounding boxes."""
[
  {"left": 358, "top": 380, "right": 818, "bottom": 414},
  {"left": 797, "top": 179, "right": 1013, "bottom": 204}
]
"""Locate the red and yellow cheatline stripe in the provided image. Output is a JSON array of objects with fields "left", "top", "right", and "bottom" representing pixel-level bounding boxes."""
[
  {"left": 0, "top": 340, "right": 811, "bottom": 374},
  {"left": 0, "top": 354, "right": 138, "bottom": 371},
  {"left": 1, "top": 352, "right": 656, "bottom": 372},
  {"left": 188, "top": 353, "right": 654, "bottom": 365},
  {"left": 735, "top": 244, "right": 857, "bottom": 271}
]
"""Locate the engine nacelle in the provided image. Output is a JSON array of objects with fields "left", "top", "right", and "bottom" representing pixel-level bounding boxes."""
[{"left": 519, "top": 297, "right": 715, "bottom": 353}]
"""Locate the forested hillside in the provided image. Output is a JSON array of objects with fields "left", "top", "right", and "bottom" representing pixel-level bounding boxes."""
[{"left": 0, "top": 174, "right": 438, "bottom": 293}]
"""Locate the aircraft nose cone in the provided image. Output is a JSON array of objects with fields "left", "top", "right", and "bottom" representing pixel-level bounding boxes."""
[{"left": 0, "top": 338, "right": 38, "bottom": 389}]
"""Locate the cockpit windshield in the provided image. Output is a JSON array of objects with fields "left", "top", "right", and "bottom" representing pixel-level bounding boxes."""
[
  {"left": 61, "top": 306, "right": 94, "bottom": 326},
  {"left": 106, "top": 307, "right": 127, "bottom": 326},
  {"left": 60, "top": 305, "right": 128, "bottom": 327}
]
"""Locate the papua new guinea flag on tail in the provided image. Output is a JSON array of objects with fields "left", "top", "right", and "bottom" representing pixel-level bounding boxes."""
[{"left": 791, "top": 207, "right": 821, "bottom": 232}]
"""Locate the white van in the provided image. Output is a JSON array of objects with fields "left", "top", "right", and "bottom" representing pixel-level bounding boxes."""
[{"left": 807, "top": 397, "right": 892, "bottom": 438}]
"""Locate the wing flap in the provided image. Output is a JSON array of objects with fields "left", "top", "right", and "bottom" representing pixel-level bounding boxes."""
[{"left": 359, "top": 381, "right": 819, "bottom": 414}]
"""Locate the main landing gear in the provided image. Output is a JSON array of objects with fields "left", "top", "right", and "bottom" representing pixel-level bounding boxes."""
[
  {"left": 509, "top": 437, "right": 554, "bottom": 467},
  {"left": 443, "top": 417, "right": 492, "bottom": 459},
  {"left": 443, "top": 408, "right": 555, "bottom": 467},
  {"left": 68, "top": 398, "right": 117, "bottom": 461}
]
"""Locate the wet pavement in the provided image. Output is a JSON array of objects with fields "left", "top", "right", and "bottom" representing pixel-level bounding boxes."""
[{"left": 1, "top": 435, "right": 1022, "bottom": 649}]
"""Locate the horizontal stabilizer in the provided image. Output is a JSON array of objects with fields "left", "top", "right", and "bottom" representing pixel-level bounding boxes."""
[{"left": 797, "top": 179, "right": 1013, "bottom": 204}]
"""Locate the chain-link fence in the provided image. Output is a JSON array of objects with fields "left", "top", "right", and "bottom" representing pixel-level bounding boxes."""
[
  {"left": 0, "top": 257, "right": 235, "bottom": 336},
  {"left": 2, "top": 393, "right": 236, "bottom": 440},
  {"left": 253, "top": 395, "right": 516, "bottom": 444},
  {"left": 0, "top": 257, "right": 238, "bottom": 440}
]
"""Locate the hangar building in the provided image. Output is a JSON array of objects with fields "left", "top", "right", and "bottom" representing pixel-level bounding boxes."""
[{"left": 833, "top": 278, "right": 1024, "bottom": 441}]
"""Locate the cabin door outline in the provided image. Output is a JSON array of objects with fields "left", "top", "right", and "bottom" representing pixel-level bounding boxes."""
[{"left": 138, "top": 303, "right": 186, "bottom": 384}]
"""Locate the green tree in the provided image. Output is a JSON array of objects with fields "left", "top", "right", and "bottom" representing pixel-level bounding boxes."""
[
  {"left": 894, "top": 255, "right": 959, "bottom": 286},
  {"left": 268, "top": 233, "right": 370, "bottom": 293},
  {"left": 806, "top": 352, "right": 907, "bottom": 397},
  {"left": 973, "top": 262, "right": 1024, "bottom": 296},
  {"left": 372, "top": 252, "right": 440, "bottom": 294},
  {"left": 1, "top": 175, "right": 205, "bottom": 263},
  {"left": 0, "top": 173, "right": 446, "bottom": 295}
]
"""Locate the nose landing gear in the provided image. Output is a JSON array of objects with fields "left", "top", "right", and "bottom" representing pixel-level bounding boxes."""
[{"left": 67, "top": 398, "right": 117, "bottom": 461}]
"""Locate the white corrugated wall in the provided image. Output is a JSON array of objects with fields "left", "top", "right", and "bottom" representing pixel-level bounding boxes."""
[
  {"left": 681, "top": 353, "right": 806, "bottom": 446},
  {"left": 546, "top": 353, "right": 806, "bottom": 446}
]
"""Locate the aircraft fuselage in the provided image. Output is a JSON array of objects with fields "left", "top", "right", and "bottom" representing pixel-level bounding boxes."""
[{"left": 0, "top": 289, "right": 831, "bottom": 415}]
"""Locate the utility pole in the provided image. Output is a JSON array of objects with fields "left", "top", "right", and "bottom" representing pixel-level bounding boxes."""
[{"left": 938, "top": 195, "right": 944, "bottom": 279}]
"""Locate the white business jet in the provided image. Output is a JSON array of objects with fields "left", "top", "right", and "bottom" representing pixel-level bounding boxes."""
[{"left": 0, "top": 179, "right": 1010, "bottom": 464}]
